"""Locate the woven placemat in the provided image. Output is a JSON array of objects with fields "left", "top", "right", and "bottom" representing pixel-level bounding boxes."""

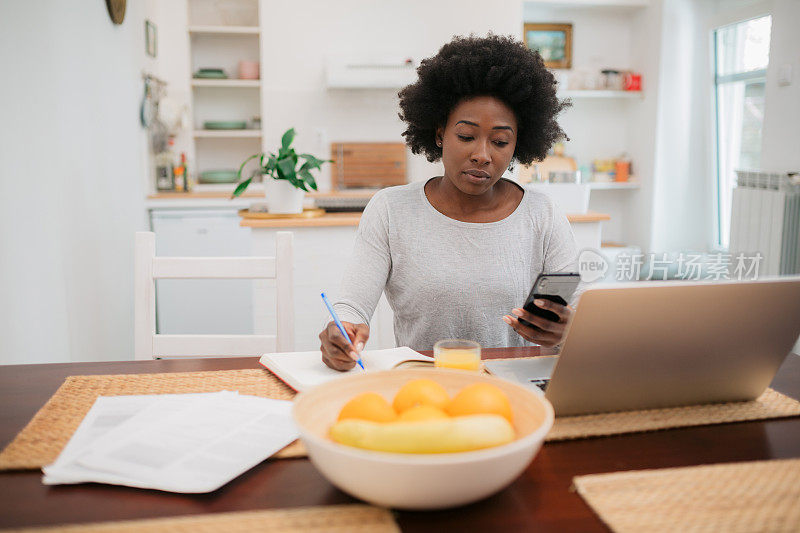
[
  {"left": 0, "top": 369, "right": 301, "bottom": 471},
  {"left": 2, "top": 363, "right": 799, "bottom": 470},
  {"left": 547, "top": 387, "right": 800, "bottom": 441},
  {"left": 573, "top": 458, "right": 800, "bottom": 532},
  {"left": 5, "top": 504, "right": 399, "bottom": 533}
]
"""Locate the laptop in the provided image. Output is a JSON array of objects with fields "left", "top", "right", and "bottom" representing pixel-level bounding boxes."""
[{"left": 485, "top": 277, "right": 800, "bottom": 416}]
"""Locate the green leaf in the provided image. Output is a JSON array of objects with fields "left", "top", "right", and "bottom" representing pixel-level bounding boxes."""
[
  {"left": 299, "top": 169, "right": 317, "bottom": 190},
  {"left": 286, "top": 172, "right": 307, "bottom": 191},
  {"left": 299, "top": 159, "right": 319, "bottom": 172},
  {"left": 265, "top": 154, "right": 277, "bottom": 173},
  {"left": 237, "top": 153, "right": 261, "bottom": 180},
  {"left": 231, "top": 177, "right": 252, "bottom": 199},
  {"left": 232, "top": 153, "right": 262, "bottom": 197},
  {"left": 301, "top": 153, "right": 333, "bottom": 166},
  {"left": 299, "top": 154, "right": 321, "bottom": 169},
  {"left": 277, "top": 157, "right": 296, "bottom": 180},
  {"left": 281, "top": 128, "right": 296, "bottom": 150}
]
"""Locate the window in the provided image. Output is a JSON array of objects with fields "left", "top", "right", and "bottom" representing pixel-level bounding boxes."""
[{"left": 713, "top": 15, "right": 771, "bottom": 248}]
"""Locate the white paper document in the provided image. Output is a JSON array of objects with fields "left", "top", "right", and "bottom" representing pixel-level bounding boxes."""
[{"left": 43, "top": 391, "right": 298, "bottom": 493}]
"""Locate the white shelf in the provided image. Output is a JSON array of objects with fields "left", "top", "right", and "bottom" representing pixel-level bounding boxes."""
[
  {"left": 188, "top": 25, "right": 260, "bottom": 35},
  {"left": 192, "top": 79, "right": 261, "bottom": 88},
  {"left": 193, "top": 130, "right": 262, "bottom": 138},
  {"left": 193, "top": 183, "right": 263, "bottom": 193},
  {"left": 559, "top": 90, "right": 644, "bottom": 99},
  {"left": 589, "top": 181, "right": 641, "bottom": 189}
]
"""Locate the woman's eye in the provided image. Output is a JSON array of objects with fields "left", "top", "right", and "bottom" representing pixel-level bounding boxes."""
[
  {"left": 457, "top": 135, "right": 473, "bottom": 141},
  {"left": 494, "top": 140, "right": 509, "bottom": 147}
]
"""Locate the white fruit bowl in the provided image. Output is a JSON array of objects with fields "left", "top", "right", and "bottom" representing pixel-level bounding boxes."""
[{"left": 291, "top": 368, "right": 554, "bottom": 510}]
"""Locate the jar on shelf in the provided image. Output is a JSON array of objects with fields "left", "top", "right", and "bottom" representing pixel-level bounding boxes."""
[{"left": 600, "top": 69, "right": 623, "bottom": 90}]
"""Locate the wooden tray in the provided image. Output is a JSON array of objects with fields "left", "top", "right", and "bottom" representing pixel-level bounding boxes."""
[{"left": 238, "top": 208, "right": 326, "bottom": 220}]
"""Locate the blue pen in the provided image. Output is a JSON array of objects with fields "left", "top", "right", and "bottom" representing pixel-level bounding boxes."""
[{"left": 321, "top": 292, "right": 365, "bottom": 370}]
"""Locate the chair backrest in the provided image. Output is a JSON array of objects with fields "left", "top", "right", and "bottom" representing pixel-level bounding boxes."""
[{"left": 134, "top": 231, "right": 294, "bottom": 359}]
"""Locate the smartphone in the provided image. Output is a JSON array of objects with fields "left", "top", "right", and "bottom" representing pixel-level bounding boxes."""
[{"left": 519, "top": 273, "right": 581, "bottom": 327}]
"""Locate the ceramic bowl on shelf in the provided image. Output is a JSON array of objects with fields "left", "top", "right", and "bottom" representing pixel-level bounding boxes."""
[
  {"left": 203, "top": 121, "right": 247, "bottom": 130},
  {"left": 292, "top": 368, "right": 554, "bottom": 510},
  {"left": 194, "top": 68, "right": 227, "bottom": 79},
  {"left": 199, "top": 170, "right": 239, "bottom": 184},
  {"left": 238, "top": 60, "right": 260, "bottom": 80}
]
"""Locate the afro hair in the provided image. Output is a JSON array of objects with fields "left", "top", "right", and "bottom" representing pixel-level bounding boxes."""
[{"left": 398, "top": 34, "right": 570, "bottom": 165}]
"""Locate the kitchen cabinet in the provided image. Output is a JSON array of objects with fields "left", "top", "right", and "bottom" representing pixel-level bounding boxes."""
[
  {"left": 249, "top": 225, "right": 396, "bottom": 352},
  {"left": 149, "top": 207, "right": 254, "bottom": 335}
]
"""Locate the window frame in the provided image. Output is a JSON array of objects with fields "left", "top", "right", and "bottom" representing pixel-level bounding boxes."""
[{"left": 711, "top": 15, "right": 771, "bottom": 249}]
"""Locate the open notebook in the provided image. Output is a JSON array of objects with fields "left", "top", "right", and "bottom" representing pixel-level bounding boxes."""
[{"left": 259, "top": 347, "right": 434, "bottom": 391}]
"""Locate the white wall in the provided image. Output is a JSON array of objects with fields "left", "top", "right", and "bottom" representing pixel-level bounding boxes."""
[
  {"left": 0, "top": 1, "right": 150, "bottom": 364},
  {"left": 622, "top": 0, "right": 664, "bottom": 252},
  {"left": 760, "top": 0, "right": 800, "bottom": 172},
  {"left": 649, "top": 0, "right": 716, "bottom": 253},
  {"left": 259, "top": 0, "right": 524, "bottom": 189}
]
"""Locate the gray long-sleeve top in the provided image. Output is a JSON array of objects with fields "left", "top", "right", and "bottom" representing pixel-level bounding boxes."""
[{"left": 332, "top": 179, "right": 579, "bottom": 350}]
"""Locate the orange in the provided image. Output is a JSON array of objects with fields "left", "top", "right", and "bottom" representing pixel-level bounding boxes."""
[
  {"left": 392, "top": 379, "right": 450, "bottom": 413},
  {"left": 397, "top": 405, "right": 450, "bottom": 422},
  {"left": 337, "top": 392, "right": 397, "bottom": 423},
  {"left": 445, "top": 383, "right": 513, "bottom": 424}
]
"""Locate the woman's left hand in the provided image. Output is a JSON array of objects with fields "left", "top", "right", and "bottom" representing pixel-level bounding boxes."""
[{"left": 502, "top": 299, "right": 573, "bottom": 347}]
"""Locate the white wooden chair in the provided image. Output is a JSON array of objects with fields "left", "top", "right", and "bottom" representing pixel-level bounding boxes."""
[{"left": 134, "top": 231, "right": 294, "bottom": 359}]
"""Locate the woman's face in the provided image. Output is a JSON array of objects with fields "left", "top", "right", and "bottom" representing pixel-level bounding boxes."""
[{"left": 436, "top": 96, "right": 518, "bottom": 196}]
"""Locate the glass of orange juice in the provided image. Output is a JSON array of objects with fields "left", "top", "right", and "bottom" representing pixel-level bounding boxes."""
[{"left": 434, "top": 339, "right": 482, "bottom": 371}]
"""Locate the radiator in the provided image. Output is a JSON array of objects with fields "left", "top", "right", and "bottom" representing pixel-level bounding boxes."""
[{"left": 730, "top": 171, "right": 800, "bottom": 276}]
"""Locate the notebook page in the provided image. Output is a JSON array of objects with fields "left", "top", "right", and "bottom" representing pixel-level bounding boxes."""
[{"left": 261, "top": 347, "right": 432, "bottom": 391}]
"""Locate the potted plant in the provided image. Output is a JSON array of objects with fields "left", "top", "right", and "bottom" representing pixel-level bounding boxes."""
[{"left": 232, "top": 127, "right": 331, "bottom": 214}]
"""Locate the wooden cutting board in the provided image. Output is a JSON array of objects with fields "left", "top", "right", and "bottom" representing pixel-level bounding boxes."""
[
  {"left": 518, "top": 155, "right": 577, "bottom": 183},
  {"left": 331, "top": 142, "right": 407, "bottom": 189}
]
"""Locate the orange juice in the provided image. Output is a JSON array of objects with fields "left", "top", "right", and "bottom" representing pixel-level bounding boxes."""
[
  {"left": 434, "top": 349, "right": 482, "bottom": 371},
  {"left": 434, "top": 340, "right": 481, "bottom": 371}
]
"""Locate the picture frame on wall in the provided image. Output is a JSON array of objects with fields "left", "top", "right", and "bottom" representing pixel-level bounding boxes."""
[
  {"left": 524, "top": 23, "right": 572, "bottom": 69},
  {"left": 145, "top": 20, "right": 157, "bottom": 58}
]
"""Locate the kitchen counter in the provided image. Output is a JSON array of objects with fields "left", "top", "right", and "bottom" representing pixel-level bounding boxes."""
[
  {"left": 147, "top": 190, "right": 376, "bottom": 200},
  {"left": 240, "top": 212, "right": 362, "bottom": 228},
  {"left": 240, "top": 211, "right": 611, "bottom": 228},
  {"left": 146, "top": 190, "right": 375, "bottom": 210}
]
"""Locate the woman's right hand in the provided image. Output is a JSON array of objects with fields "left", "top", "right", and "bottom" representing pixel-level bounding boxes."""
[{"left": 319, "top": 321, "right": 370, "bottom": 371}]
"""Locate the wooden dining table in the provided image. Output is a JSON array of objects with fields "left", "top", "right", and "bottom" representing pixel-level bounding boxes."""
[{"left": 1, "top": 346, "right": 799, "bottom": 532}]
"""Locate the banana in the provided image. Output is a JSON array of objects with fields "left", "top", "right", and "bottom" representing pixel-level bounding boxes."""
[{"left": 329, "top": 414, "right": 515, "bottom": 453}]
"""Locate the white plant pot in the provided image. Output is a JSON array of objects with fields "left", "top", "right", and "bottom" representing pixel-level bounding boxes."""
[{"left": 265, "top": 178, "right": 305, "bottom": 214}]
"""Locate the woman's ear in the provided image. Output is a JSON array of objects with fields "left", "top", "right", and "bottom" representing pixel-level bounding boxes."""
[{"left": 435, "top": 127, "right": 443, "bottom": 148}]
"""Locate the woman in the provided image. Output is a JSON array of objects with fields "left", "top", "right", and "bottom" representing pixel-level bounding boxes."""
[{"left": 321, "top": 34, "right": 577, "bottom": 371}]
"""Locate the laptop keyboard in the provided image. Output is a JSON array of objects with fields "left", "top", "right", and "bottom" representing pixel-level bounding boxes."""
[{"left": 530, "top": 379, "right": 550, "bottom": 391}]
